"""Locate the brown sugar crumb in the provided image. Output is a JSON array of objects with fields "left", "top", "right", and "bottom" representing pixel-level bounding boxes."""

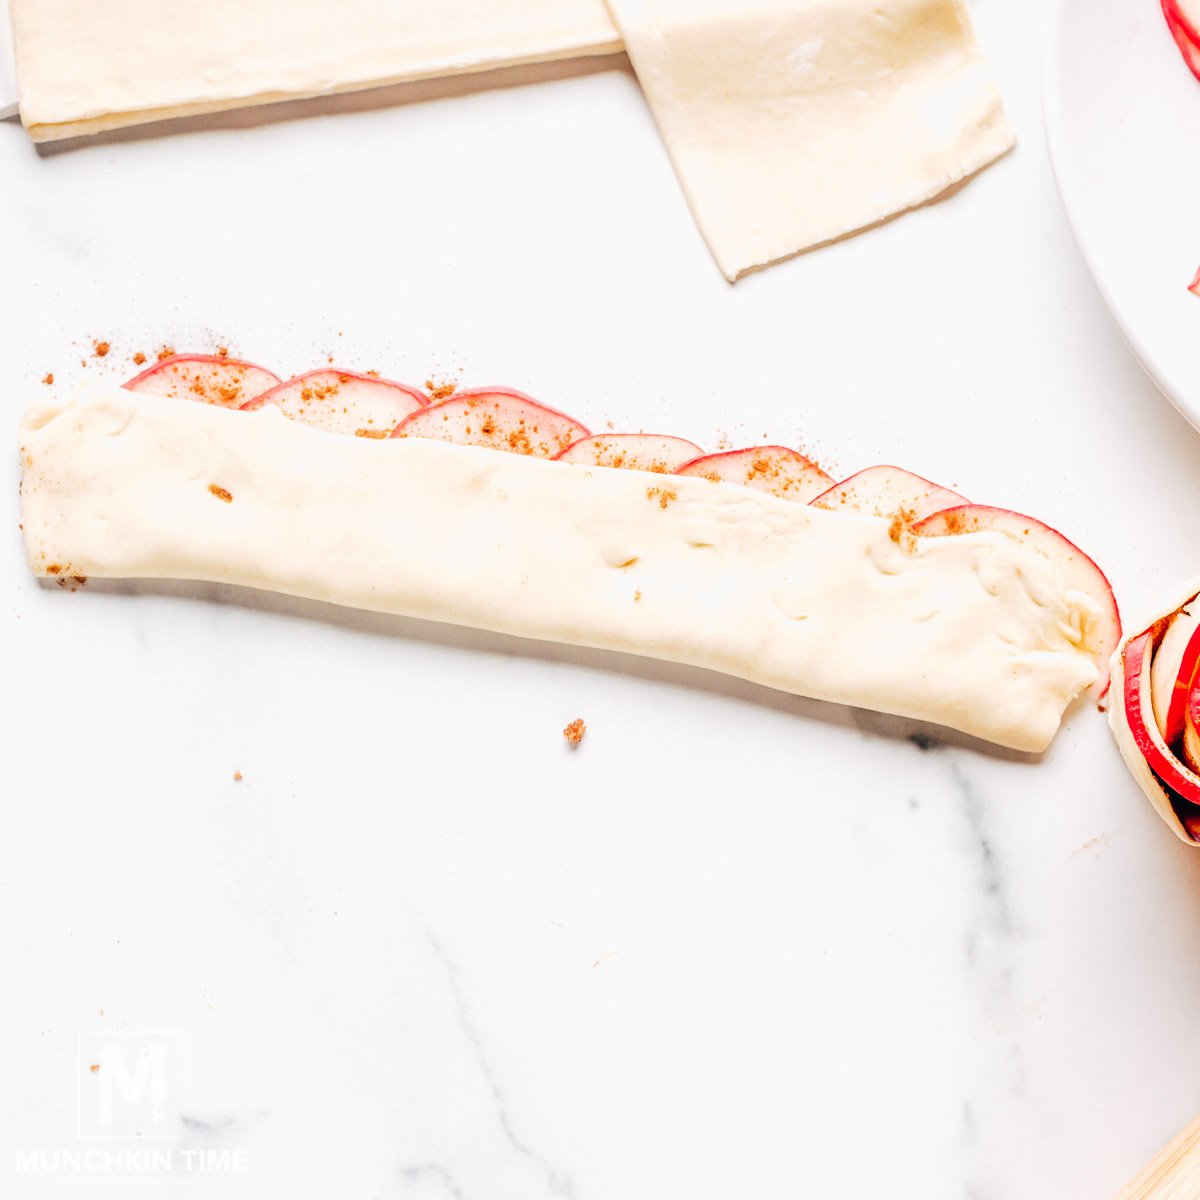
[
  {"left": 366, "top": 369, "right": 381, "bottom": 378},
  {"left": 355, "top": 428, "right": 388, "bottom": 439},
  {"left": 634, "top": 590, "right": 642, "bottom": 602},
  {"left": 563, "top": 718, "right": 586, "bottom": 746},
  {"left": 216, "top": 346, "right": 229, "bottom": 358},
  {"left": 887, "top": 506, "right": 920, "bottom": 553},
  {"left": 132, "top": 352, "right": 146, "bottom": 366},
  {"left": 507, "top": 427, "right": 534, "bottom": 455},
  {"left": 425, "top": 379, "right": 457, "bottom": 401},
  {"left": 157, "top": 345, "right": 176, "bottom": 361},
  {"left": 89, "top": 1064, "right": 100, "bottom": 1074},
  {"left": 645, "top": 486, "right": 677, "bottom": 509},
  {"left": 71, "top": 576, "right": 87, "bottom": 586},
  {"left": 93, "top": 340, "right": 110, "bottom": 358},
  {"left": 42, "top": 373, "right": 54, "bottom": 385},
  {"left": 208, "top": 484, "right": 233, "bottom": 503},
  {"left": 45, "top": 563, "right": 64, "bottom": 575},
  {"left": 233, "top": 771, "right": 243, "bottom": 782}
]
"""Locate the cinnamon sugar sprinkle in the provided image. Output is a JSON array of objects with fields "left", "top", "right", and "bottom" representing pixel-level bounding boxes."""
[{"left": 425, "top": 379, "right": 457, "bottom": 400}]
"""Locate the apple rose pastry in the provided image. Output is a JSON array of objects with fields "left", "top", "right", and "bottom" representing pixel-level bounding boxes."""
[
  {"left": 19, "top": 356, "right": 1120, "bottom": 753},
  {"left": 1109, "top": 583, "right": 1200, "bottom": 842}
]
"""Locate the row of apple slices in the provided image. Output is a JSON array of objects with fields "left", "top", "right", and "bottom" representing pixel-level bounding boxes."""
[
  {"left": 122, "top": 353, "right": 1121, "bottom": 694},
  {"left": 1120, "top": 603, "right": 1200, "bottom": 838}
]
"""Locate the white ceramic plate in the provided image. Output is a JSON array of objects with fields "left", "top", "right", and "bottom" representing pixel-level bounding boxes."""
[{"left": 1044, "top": 0, "right": 1200, "bottom": 429}]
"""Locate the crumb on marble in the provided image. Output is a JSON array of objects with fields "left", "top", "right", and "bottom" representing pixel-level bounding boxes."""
[
  {"left": 233, "top": 771, "right": 243, "bottom": 782},
  {"left": 208, "top": 484, "right": 233, "bottom": 503},
  {"left": 42, "top": 373, "right": 53, "bottom": 385},
  {"left": 425, "top": 379, "right": 457, "bottom": 400},
  {"left": 132, "top": 352, "right": 146, "bottom": 366},
  {"left": 93, "top": 340, "right": 110, "bottom": 358},
  {"left": 563, "top": 718, "right": 586, "bottom": 746}
]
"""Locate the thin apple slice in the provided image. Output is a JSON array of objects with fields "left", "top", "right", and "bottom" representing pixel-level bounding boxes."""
[
  {"left": 1124, "top": 631, "right": 1200, "bottom": 817},
  {"left": 1183, "top": 677, "right": 1200, "bottom": 773},
  {"left": 1168, "top": 0, "right": 1200, "bottom": 47},
  {"left": 124, "top": 354, "right": 281, "bottom": 409},
  {"left": 1164, "top": 0, "right": 1200, "bottom": 79},
  {"left": 391, "top": 388, "right": 588, "bottom": 458},
  {"left": 810, "top": 466, "right": 965, "bottom": 521},
  {"left": 241, "top": 369, "right": 426, "bottom": 438},
  {"left": 1150, "top": 604, "right": 1200, "bottom": 743},
  {"left": 675, "top": 446, "right": 833, "bottom": 502},
  {"left": 1190, "top": 266, "right": 1200, "bottom": 298},
  {"left": 557, "top": 433, "right": 702, "bottom": 473},
  {"left": 912, "top": 505, "right": 1120, "bottom": 698}
]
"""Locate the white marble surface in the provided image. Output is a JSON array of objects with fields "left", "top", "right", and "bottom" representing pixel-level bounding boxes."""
[{"left": 4, "top": 2, "right": 1200, "bottom": 1196}]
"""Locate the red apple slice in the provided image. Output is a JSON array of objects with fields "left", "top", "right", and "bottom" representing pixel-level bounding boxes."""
[
  {"left": 675, "top": 446, "right": 833, "bottom": 502},
  {"left": 124, "top": 354, "right": 281, "bottom": 409},
  {"left": 241, "top": 369, "right": 426, "bottom": 438},
  {"left": 912, "top": 505, "right": 1121, "bottom": 698},
  {"left": 1190, "top": 266, "right": 1200, "bottom": 298},
  {"left": 1183, "top": 676, "right": 1200, "bottom": 773},
  {"left": 557, "top": 433, "right": 702, "bottom": 473},
  {"left": 1164, "top": 0, "right": 1200, "bottom": 79},
  {"left": 1167, "top": 0, "right": 1200, "bottom": 46},
  {"left": 809, "top": 466, "right": 965, "bottom": 521},
  {"left": 1149, "top": 604, "right": 1200, "bottom": 743},
  {"left": 391, "top": 388, "right": 588, "bottom": 458},
  {"left": 1123, "top": 631, "right": 1200, "bottom": 811}
]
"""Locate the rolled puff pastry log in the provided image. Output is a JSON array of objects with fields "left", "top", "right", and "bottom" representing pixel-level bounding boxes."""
[
  {"left": 1109, "top": 579, "right": 1200, "bottom": 844},
  {"left": 9, "top": 0, "right": 622, "bottom": 142},
  {"left": 19, "top": 388, "right": 1099, "bottom": 752},
  {"left": 605, "top": 0, "right": 1016, "bottom": 279}
]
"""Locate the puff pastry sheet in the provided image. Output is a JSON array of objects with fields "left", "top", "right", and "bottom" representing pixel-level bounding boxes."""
[{"left": 606, "top": 0, "right": 1015, "bottom": 278}]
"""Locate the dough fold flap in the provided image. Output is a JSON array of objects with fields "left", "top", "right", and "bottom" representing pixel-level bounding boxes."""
[
  {"left": 19, "top": 389, "right": 1099, "bottom": 753},
  {"left": 9, "top": 0, "right": 622, "bottom": 141}
]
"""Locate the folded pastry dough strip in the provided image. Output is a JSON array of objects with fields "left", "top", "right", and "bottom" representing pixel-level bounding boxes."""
[
  {"left": 9, "top": 0, "right": 622, "bottom": 142},
  {"left": 19, "top": 389, "right": 1100, "bottom": 752}
]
